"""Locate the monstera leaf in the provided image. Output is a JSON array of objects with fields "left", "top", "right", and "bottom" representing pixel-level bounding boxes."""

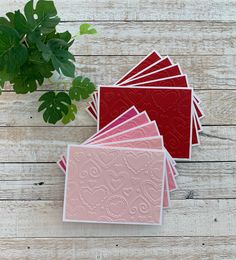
[
  {"left": 62, "top": 103, "right": 78, "bottom": 124},
  {"left": 69, "top": 76, "right": 96, "bottom": 101},
  {"left": 79, "top": 23, "right": 97, "bottom": 35},
  {"left": 43, "top": 39, "right": 75, "bottom": 78},
  {"left": 0, "top": 0, "right": 96, "bottom": 125},
  {"left": 38, "top": 91, "right": 71, "bottom": 124},
  {"left": 0, "top": 26, "right": 28, "bottom": 73},
  {"left": 24, "top": 0, "right": 60, "bottom": 35}
]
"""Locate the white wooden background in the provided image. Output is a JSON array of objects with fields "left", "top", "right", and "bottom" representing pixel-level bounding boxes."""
[{"left": 0, "top": 1, "right": 236, "bottom": 259}]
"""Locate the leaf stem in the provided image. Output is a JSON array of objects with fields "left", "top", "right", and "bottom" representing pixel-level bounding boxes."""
[{"left": 20, "top": 35, "right": 29, "bottom": 48}]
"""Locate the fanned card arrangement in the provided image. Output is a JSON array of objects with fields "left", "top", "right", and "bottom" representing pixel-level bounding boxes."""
[{"left": 58, "top": 50, "right": 204, "bottom": 225}]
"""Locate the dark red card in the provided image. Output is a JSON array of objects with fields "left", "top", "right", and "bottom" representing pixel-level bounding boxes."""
[
  {"left": 126, "top": 75, "right": 188, "bottom": 87},
  {"left": 128, "top": 57, "right": 172, "bottom": 80},
  {"left": 115, "top": 51, "right": 161, "bottom": 84},
  {"left": 120, "top": 65, "right": 181, "bottom": 86},
  {"left": 98, "top": 86, "right": 193, "bottom": 159}
]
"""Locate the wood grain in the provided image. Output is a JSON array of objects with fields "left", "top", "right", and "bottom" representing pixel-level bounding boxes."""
[
  {"left": 0, "top": 200, "right": 235, "bottom": 237},
  {"left": 56, "top": 22, "right": 236, "bottom": 56},
  {"left": 0, "top": 126, "right": 235, "bottom": 162},
  {"left": 0, "top": 0, "right": 235, "bottom": 21},
  {"left": 0, "top": 90, "right": 235, "bottom": 126},
  {"left": 0, "top": 0, "right": 235, "bottom": 258},
  {"left": 5, "top": 55, "right": 236, "bottom": 91},
  {"left": 0, "top": 162, "right": 235, "bottom": 201},
  {"left": 0, "top": 236, "right": 236, "bottom": 260},
  {"left": 73, "top": 55, "right": 236, "bottom": 90}
]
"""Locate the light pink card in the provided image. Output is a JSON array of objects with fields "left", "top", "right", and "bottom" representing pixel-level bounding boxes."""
[
  {"left": 100, "top": 137, "right": 177, "bottom": 192},
  {"left": 64, "top": 145, "right": 165, "bottom": 225},
  {"left": 58, "top": 120, "right": 178, "bottom": 190},
  {"left": 102, "top": 137, "right": 171, "bottom": 207},
  {"left": 88, "top": 119, "right": 177, "bottom": 192},
  {"left": 85, "top": 111, "right": 150, "bottom": 144},
  {"left": 92, "top": 121, "right": 159, "bottom": 145}
]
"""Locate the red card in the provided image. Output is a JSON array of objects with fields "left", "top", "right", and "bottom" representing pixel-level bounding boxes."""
[
  {"left": 120, "top": 65, "right": 181, "bottom": 86},
  {"left": 115, "top": 51, "right": 161, "bottom": 84},
  {"left": 86, "top": 106, "right": 97, "bottom": 121},
  {"left": 123, "top": 56, "right": 172, "bottom": 83},
  {"left": 128, "top": 75, "right": 188, "bottom": 87},
  {"left": 98, "top": 86, "right": 193, "bottom": 159}
]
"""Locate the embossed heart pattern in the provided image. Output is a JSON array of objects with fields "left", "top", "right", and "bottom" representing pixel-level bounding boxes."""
[
  {"left": 58, "top": 107, "right": 180, "bottom": 225},
  {"left": 87, "top": 50, "right": 204, "bottom": 159},
  {"left": 63, "top": 145, "right": 166, "bottom": 225}
]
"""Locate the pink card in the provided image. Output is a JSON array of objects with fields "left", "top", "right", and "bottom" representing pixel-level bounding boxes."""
[
  {"left": 92, "top": 121, "right": 159, "bottom": 145},
  {"left": 58, "top": 107, "right": 142, "bottom": 170},
  {"left": 88, "top": 119, "right": 178, "bottom": 193},
  {"left": 85, "top": 111, "right": 150, "bottom": 144},
  {"left": 58, "top": 136, "right": 174, "bottom": 208},
  {"left": 102, "top": 137, "right": 176, "bottom": 207},
  {"left": 64, "top": 145, "right": 165, "bottom": 225},
  {"left": 86, "top": 106, "right": 139, "bottom": 142},
  {"left": 100, "top": 137, "right": 177, "bottom": 192},
  {"left": 59, "top": 110, "right": 178, "bottom": 177}
]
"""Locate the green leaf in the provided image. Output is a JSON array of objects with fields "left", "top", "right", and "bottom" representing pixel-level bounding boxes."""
[
  {"left": 5, "top": 11, "right": 31, "bottom": 37},
  {"left": 43, "top": 38, "right": 75, "bottom": 78},
  {"left": 0, "top": 25, "right": 28, "bottom": 73},
  {"left": 13, "top": 75, "right": 37, "bottom": 94},
  {"left": 28, "top": 48, "right": 54, "bottom": 78},
  {"left": 62, "top": 103, "right": 77, "bottom": 124},
  {"left": 24, "top": 0, "right": 60, "bottom": 35},
  {"left": 69, "top": 76, "right": 96, "bottom": 101},
  {"left": 38, "top": 91, "right": 72, "bottom": 124},
  {"left": 79, "top": 23, "right": 97, "bottom": 35},
  {"left": 45, "top": 30, "right": 73, "bottom": 44},
  {"left": 11, "top": 60, "right": 47, "bottom": 94}
]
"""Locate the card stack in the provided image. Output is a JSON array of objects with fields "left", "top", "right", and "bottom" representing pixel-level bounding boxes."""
[
  {"left": 58, "top": 50, "right": 204, "bottom": 225},
  {"left": 59, "top": 107, "right": 178, "bottom": 225},
  {"left": 87, "top": 50, "right": 204, "bottom": 159}
]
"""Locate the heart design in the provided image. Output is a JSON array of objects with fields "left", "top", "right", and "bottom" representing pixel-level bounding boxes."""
[
  {"left": 125, "top": 151, "right": 150, "bottom": 174},
  {"left": 80, "top": 186, "right": 108, "bottom": 210},
  {"left": 110, "top": 201, "right": 124, "bottom": 215},
  {"left": 106, "top": 170, "right": 126, "bottom": 191},
  {"left": 123, "top": 187, "right": 133, "bottom": 197},
  {"left": 95, "top": 151, "right": 118, "bottom": 166},
  {"left": 106, "top": 195, "right": 128, "bottom": 218},
  {"left": 142, "top": 181, "right": 162, "bottom": 205}
]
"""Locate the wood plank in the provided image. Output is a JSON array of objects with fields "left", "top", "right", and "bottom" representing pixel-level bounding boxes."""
[
  {"left": 0, "top": 126, "right": 96, "bottom": 162},
  {"left": 0, "top": 236, "right": 236, "bottom": 260},
  {"left": 0, "top": 200, "right": 235, "bottom": 237},
  {"left": 0, "top": 90, "right": 235, "bottom": 126},
  {"left": 0, "top": 0, "right": 235, "bottom": 21},
  {"left": 56, "top": 22, "right": 236, "bottom": 55},
  {"left": 0, "top": 126, "right": 235, "bottom": 162},
  {"left": 5, "top": 55, "right": 236, "bottom": 91},
  {"left": 0, "top": 162, "right": 235, "bottom": 201},
  {"left": 73, "top": 55, "right": 236, "bottom": 90},
  {"left": 0, "top": 93, "right": 95, "bottom": 127}
]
